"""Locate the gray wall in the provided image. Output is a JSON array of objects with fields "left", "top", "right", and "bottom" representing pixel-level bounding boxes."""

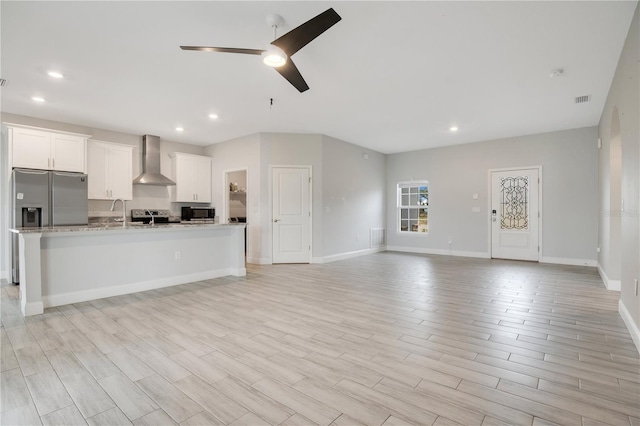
[
  {"left": 321, "top": 135, "right": 386, "bottom": 258},
  {"left": 261, "top": 133, "right": 324, "bottom": 261},
  {"left": 598, "top": 3, "right": 640, "bottom": 337},
  {"left": 206, "top": 132, "right": 387, "bottom": 263},
  {"left": 386, "top": 127, "right": 599, "bottom": 263},
  {"left": 205, "top": 133, "right": 262, "bottom": 263}
]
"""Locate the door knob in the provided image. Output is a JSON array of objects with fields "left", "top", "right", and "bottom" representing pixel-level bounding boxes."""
[
  {"left": 273, "top": 219, "right": 280, "bottom": 222},
  {"left": 492, "top": 209, "right": 497, "bottom": 222}
]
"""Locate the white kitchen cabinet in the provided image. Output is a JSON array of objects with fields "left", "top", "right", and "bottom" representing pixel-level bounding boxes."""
[
  {"left": 87, "top": 140, "right": 133, "bottom": 200},
  {"left": 8, "top": 124, "right": 88, "bottom": 173},
  {"left": 170, "top": 152, "right": 212, "bottom": 203}
]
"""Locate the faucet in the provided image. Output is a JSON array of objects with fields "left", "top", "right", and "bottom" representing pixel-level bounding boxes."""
[
  {"left": 146, "top": 209, "right": 155, "bottom": 226},
  {"left": 110, "top": 199, "right": 126, "bottom": 224}
]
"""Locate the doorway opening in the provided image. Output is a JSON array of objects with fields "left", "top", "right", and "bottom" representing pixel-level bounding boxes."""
[{"left": 225, "top": 169, "right": 247, "bottom": 255}]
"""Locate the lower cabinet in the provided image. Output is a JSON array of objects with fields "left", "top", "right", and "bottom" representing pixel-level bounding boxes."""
[{"left": 87, "top": 140, "right": 133, "bottom": 200}]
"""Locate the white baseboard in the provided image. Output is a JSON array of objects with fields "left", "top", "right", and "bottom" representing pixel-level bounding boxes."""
[
  {"left": 22, "top": 300, "right": 44, "bottom": 316},
  {"left": 541, "top": 257, "right": 597, "bottom": 267},
  {"left": 619, "top": 299, "right": 640, "bottom": 354},
  {"left": 386, "top": 246, "right": 490, "bottom": 259},
  {"left": 230, "top": 268, "right": 247, "bottom": 277},
  {"left": 597, "top": 262, "right": 621, "bottom": 291},
  {"left": 42, "top": 268, "right": 233, "bottom": 309},
  {"left": 313, "top": 247, "right": 386, "bottom": 264}
]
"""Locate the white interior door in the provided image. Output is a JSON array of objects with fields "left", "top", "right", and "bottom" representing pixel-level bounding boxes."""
[
  {"left": 272, "top": 167, "right": 311, "bottom": 263},
  {"left": 491, "top": 168, "right": 540, "bottom": 261}
]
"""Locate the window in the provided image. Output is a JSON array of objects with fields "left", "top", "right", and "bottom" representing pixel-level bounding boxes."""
[{"left": 398, "top": 181, "right": 429, "bottom": 233}]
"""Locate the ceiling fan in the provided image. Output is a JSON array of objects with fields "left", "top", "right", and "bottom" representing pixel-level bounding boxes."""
[{"left": 180, "top": 8, "right": 341, "bottom": 93}]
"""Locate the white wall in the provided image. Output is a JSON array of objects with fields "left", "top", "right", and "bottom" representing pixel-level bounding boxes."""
[
  {"left": 598, "top": 2, "right": 640, "bottom": 350},
  {"left": 386, "top": 127, "right": 599, "bottom": 264}
]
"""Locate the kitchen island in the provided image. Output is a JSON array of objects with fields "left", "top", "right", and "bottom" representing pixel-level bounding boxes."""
[{"left": 10, "top": 223, "right": 246, "bottom": 316}]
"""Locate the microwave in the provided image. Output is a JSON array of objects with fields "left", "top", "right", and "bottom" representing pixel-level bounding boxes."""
[{"left": 181, "top": 206, "right": 215, "bottom": 221}]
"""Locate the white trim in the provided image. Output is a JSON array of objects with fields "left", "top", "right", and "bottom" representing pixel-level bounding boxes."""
[
  {"left": 396, "top": 180, "right": 429, "bottom": 235},
  {"left": 312, "top": 247, "right": 386, "bottom": 264},
  {"left": 488, "top": 166, "right": 543, "bottom": 262},
  {"left": 597, "top": 262, "right": 621, "bottom": 291},
  {"left": 619, "top": 299, "right": 640, "bottom": 354},
  {"left": 4, "top": 122, "right": 92, "bottom": 138},
  {"left": 540, "top": 257, "right": 597, "bottom": 267},
  {"left": 387, "top": 245, "right": 490, "bottom": 259},
  {"left": 22, "top": 300, "right": 44, "bottom": 316},
  {"left": 42, "top": 268, "right": 236, "bottom": 309},
  {"left": 270, "top": 165, "right": 313, "bottom": 264},
  {"left": 0, "top": 269, "right": 7, "bottom": 280}
]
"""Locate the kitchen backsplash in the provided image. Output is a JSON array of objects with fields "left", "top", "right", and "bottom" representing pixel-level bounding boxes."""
[{"left": 89, "top": 184, "right": 213, "bottom": 219}]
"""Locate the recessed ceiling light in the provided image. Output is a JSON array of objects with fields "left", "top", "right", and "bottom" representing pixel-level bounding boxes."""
[
  {"left": 47, "top": 71, "right": 64, "bottom": 79},
  {"left": 175, "top": 127, "right": 184, "bottom": 132},
  {"left": 208, "top": 114, "right": 218, "bottom": 119},
  {"left": 32, "top": 96, "right": 46, "bottom": 102},
  {"left": 450, "top": 126, "right": 458, "bottom": 132}
]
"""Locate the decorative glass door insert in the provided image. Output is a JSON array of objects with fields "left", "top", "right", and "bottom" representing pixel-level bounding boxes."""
[{"left": 500, "top": 176, "right": 529, "bottom": 230}]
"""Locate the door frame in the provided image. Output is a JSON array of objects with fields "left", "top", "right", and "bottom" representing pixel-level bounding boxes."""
[
  {"left": 487, "top": 165, "right": 543, "bottom": 261},
  {"left": 270, "top": 165, "right": 313, "bottom": 264}
]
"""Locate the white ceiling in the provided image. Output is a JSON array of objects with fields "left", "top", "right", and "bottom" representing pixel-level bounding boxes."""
[{"left": 1, "top": 1, "right": 636, "bottom": 154}]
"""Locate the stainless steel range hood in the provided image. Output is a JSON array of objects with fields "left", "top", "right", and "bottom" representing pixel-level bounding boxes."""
[{"left": 132, "top": 135, "right": 176, "bottom": 185}]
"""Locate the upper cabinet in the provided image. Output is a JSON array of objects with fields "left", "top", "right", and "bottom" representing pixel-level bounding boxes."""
[
  {"left": 87, "top": 140, "right": 133, "bottom": 200},
  {"left": 7, "top": 124, "right": 88, "bottom": 173},
  {"left": 170, "top": 152, "right": 212, "bottom": 203}
]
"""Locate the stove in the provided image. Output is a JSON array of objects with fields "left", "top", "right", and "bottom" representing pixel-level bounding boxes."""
[{"left": 131, "top": 209, "right": 174, "bottom": 224}]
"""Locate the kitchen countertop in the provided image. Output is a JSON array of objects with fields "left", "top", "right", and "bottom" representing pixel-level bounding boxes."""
[{"left": 10, "top": 221, "right": 245, "bottom": 234}]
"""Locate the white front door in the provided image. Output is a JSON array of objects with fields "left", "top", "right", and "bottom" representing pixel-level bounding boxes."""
[
  {"left": 272, "top": 167, "right": 311, "bottom": 263},
  {"left": 491, "top": 168, "right": 540, "bottom": 261}
]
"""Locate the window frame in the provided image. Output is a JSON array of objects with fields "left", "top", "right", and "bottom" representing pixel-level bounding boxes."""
[{"left": 397, "top": 181, "right": 429, "bottom": 235}]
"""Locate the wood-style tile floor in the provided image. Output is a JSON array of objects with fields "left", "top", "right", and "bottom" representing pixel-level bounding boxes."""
[{"left": 1, "top": 252, "right": 639, "bottom": 426}]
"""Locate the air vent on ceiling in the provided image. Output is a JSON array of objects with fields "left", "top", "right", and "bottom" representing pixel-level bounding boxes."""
[
  {"left": 575, "top": 94, "right": 591, "bottom": 104},
  {"left": 0, "top": 79, "right": 6, "bottom": 87}
]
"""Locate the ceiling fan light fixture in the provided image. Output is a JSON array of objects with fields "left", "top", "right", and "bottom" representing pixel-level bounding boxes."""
[{"left": 262, "top": 46, "right": 287, "bottom": 68}]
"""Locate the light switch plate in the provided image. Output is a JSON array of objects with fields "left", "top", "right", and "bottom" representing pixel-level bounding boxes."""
[
  {"left": 472, "top": 193, "right": 479, "bottom": 200},
  {"left": 472, "top": 207, "right": 480, "bottom": 213}
]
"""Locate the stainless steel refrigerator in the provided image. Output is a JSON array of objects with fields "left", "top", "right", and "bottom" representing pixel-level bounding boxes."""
[{"left": 12, "top": 168, "right": 88, "bottom": 283}]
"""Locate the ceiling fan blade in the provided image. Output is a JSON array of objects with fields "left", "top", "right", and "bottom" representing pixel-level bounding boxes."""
[
  {"left": 271, "top": 8, "right": 341, "bottom": 56},
  {"left": 180, "top": 46, "right": 265, "bottom": 55},
  {"left": 274, "top": 58, "right": 309, "bottom": 93}
]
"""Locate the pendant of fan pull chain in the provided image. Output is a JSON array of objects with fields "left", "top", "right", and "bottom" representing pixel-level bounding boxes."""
[{"left": 180, "top": 8, "right": 341, "bottom": 93}]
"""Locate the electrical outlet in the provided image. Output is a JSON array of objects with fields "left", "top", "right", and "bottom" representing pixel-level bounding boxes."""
[
  {"left": 448, "top": 236, "right": 453, "bottom": 244},
  {"left": 175, "top": 251, "right": 181, "bottom": 260}
]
